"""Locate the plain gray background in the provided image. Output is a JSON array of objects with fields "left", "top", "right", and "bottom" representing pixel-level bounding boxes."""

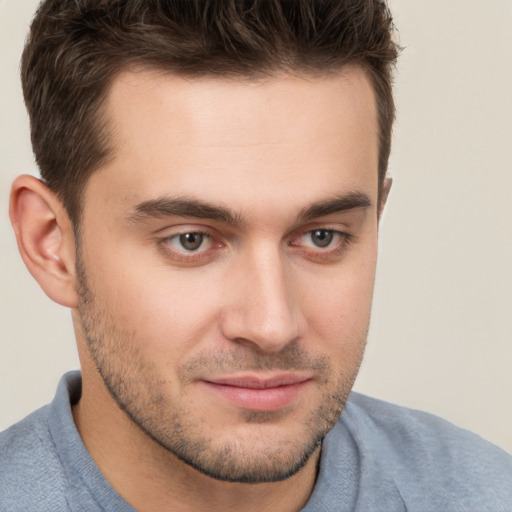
[{"left": 1, "top": 0, "right": 511, "bottom": 453}]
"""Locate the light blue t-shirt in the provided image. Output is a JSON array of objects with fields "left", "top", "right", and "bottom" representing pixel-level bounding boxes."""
[{"left": 1, "top": 372, "right": 511, "bottom": 511}]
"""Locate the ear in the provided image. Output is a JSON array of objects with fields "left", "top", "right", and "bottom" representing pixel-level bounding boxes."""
[
  {"left": 9, "top": 175, "right": 79, "bottom": 308},
  {"left": 377, "top": 176, "right": 392, "bottom": 220}
]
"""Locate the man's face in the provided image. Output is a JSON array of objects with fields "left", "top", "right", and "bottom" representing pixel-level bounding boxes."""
[{"left": 74, "top": 66, "right": 381, "bottom": 483}]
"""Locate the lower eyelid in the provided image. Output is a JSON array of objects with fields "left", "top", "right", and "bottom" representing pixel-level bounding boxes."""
[
  {"left": 293, "top": 232, "right": 353, "bottom": 259},
  {"left": 158, "top": 241, "right": 215, "bottom": 264}
]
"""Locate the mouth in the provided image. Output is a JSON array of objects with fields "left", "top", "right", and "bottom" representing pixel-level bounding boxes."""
[{"left": 200, "top": 373, "right": 313, "bottom": 412}]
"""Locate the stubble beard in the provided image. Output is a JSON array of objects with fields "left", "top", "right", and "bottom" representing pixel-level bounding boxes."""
[{"left": 75, "top": 250, "right": 365, "bottom": 484}]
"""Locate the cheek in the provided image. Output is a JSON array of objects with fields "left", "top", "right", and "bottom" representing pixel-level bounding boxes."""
[
  {"left": 82, "top": 221, "right": 377, "bottom": 364},
  {"left": 297, "top": 249, "right": 377, "bottom": 347},
  {"left": 84, "top": 248, "right": 226, "bottom": 358}
]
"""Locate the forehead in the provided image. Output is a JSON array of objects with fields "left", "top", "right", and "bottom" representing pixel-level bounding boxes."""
[{"left": 85, "top": 67, "right": 379, "bottom": 219}]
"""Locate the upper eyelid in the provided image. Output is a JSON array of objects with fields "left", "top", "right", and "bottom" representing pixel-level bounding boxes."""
[
  {"left": 290, "top": 225, "right": 350, "bottom": 240},
  {"left": 298, "top": 228, "right": 347, "bottom": 239},
  {"left": 156, "top": 223, "right": 212, "bottom": 239},
  {"left": 292, "top": 218, "right": 352, "bottom": 231},
  {"left": 153, "top": 214, "right": 351, "bottom": 231},
  {"left": 153, "top": 221, "right": 245, "bottom": 244},
  {"left": 165, "top": 228, "right": 213, "bottom": 238}
]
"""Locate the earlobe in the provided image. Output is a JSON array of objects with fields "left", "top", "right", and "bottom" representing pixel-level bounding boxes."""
[
  {"left": 9, "top": 175, "right": 79, "bottom": 308},
  {"left": 378, "top": 176, "right": 392, "bottom": 220}
]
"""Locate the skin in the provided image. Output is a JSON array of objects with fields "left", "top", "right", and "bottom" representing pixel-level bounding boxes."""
[{"left": 10, "top": 65, "right": 389, "bottom": 512}]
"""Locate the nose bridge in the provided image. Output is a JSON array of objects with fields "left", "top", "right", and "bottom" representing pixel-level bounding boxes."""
[{"left": 221, "top": 242, "right": 302, "bottom": 351}]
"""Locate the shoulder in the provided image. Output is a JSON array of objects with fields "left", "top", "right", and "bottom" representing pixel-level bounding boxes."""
[
  {"left": 0, "top": 405, "right": 70, "bottom": 511},
  {"left": 337, "top": 392, "right": 512, "bottom": 510},
  {"left": 343, "top": 391, "right": 512, "bottom": 465},
  {"left": 0, "top": 372, "right": 135, "bottom": 512}
]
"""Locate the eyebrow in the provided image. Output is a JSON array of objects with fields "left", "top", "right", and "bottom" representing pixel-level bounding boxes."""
[
  {"left": 297, "top": 192, "right": 372, "bottom": 222},
  {"left": 129, "top": 197, "right": 244, "bottom": 227},
  {"left": 128, "top": 191, "right": 371, "bottom": 226}
]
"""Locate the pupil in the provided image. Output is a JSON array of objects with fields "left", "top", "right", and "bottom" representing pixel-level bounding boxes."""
[
  {"left": 312, "top": 230, "right": 333, "bottom": 248},
  {"left": 180, "top": 233, "right": 203, "bottom": 251}
]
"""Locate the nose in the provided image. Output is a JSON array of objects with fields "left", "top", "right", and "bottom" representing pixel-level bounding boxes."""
[{"left": 220, "top": 245, "right": 304, "bottom": 353}]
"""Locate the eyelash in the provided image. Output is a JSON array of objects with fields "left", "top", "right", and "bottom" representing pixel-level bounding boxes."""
[{"left": 157, "top": 227, "right": 353, "bottom": 264}]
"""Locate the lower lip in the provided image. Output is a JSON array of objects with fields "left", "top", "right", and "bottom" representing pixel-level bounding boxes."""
[{"left": 201, "top": 380, "right": 310, "bottom": 412}]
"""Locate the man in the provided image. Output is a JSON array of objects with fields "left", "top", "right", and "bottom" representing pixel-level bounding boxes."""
[{"left": 1, "top": 1, "right": 511, "bottom": 511}]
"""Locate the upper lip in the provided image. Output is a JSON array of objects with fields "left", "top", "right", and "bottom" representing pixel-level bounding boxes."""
[{"left": 203, "top": 373, "right": 312, "bottom": 389}]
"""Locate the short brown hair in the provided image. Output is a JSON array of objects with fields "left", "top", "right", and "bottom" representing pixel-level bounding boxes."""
[{"left": 22, "top": 0, "right": 399, "bottom": 224}]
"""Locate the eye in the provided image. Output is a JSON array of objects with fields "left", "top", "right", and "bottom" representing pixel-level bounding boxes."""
[
  {"left": 289, "top": 227, "right": 352, "bottom": 262},
  {"left": 308, "top": 229, "right": 335, "bottom": 248},
  {"left": 167, "top": 232, "right": 212, "bottom": 253},
  {"left": 302, "top": 229, "right": 341, "bottom": 249}
]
